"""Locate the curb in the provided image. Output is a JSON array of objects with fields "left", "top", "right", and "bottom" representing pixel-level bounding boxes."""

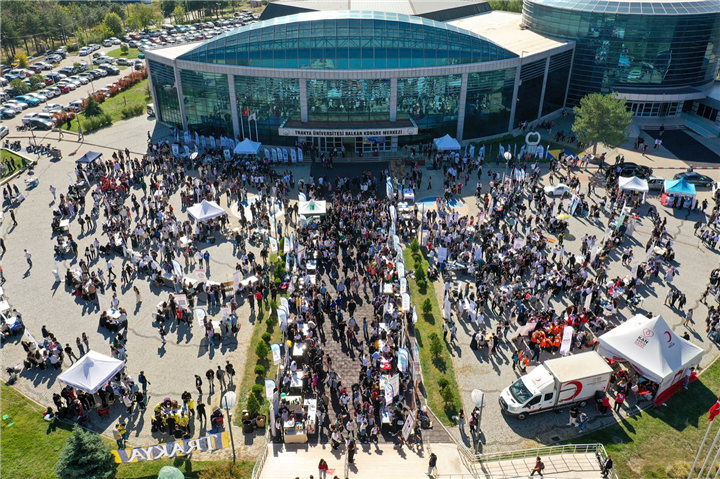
[{"left": 653, "top": 166, "right": 718, "bottom": 170}]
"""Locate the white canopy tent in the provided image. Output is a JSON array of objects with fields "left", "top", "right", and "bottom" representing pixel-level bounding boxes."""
[
  {"left": 233, "top": 138, "right": 262, "bottom": 155},
  {"left": 598, "top": 315, "right": 703, "bottom": 404},
  {"left": 433, "top": 134, "right": 461, "bottom": 151},
  {"left": 618, "top": 176, "right": 649, "bottom": 193},
  {"left": 298, "top": 200, "right": 327, "bottom": 216},
  {"left": 58, "top": 350, "right": 125, "bottom": 394},
  {"left": 187, "top": 200, "right": 227, "bottom": 222}
]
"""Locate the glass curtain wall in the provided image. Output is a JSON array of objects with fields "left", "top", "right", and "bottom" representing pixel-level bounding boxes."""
[
  {"left": 149, "top": 61, "right": 182, "bottom": 128},
  {"left": 463, "top": 68, "right": 516, "bottom": 139},
  {"left": 523, "top": 2, "right": 720, "bottom": 106},
  {"left": 542, "top": 50, "right": 572, "bottom": 116},
  {"left": 180, "top": 70, "right": 233, "bottom": 136},
  {"left": 397, "top": 75, "right": 461, "bottom": 144},
  {"left": 235, "top": 76, "right": 300, "bottom": 145},
  {"left": 306, "top": 79, "right": 391, "bottom": 122}
]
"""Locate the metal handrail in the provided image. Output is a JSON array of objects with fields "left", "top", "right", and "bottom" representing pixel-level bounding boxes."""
[{"left": 250, "top": 432, "right": 270, "bottom": 479}]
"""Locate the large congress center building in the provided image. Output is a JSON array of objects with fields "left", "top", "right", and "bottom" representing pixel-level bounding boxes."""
[{"left": 146, "top": 0, "right": 720, "bottom": 153}]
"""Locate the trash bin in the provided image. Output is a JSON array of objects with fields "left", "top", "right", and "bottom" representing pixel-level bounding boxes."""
[
  {"left": 256, "top": 415, "right": 266, "bottom": 428},
  {"left": 242, "top": 420, "right": 254, "bottom": 434}
]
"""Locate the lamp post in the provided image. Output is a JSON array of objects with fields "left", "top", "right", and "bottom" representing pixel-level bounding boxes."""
[
  {"left": 503, "top": 151, "right": 512, "bottom": 179},
  {"left": 221, "top": 391, "right": 237, "bottom": 463}
]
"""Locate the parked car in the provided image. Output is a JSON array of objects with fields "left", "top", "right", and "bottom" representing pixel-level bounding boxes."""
[
  {"left": 91, "top": 69, "right": 108, "bottom": 78},
  {"left": 15, "top": 95, "right": 41, "bottom": 106},
  {"left": 93, "top": 56, "right": 115, "bottom": 65},
  {"left": 116, "top": 58, "right": 132, "bottom": 66},
  {"left": 0, "top": 108, "right": 17, "bottom": 118},
  {"left": 27, "top": 91, "right": 50, "bottom": 102},
  {"left": 22, "top": 112, "right": 55, "bottom": 125},
  {"left": 27, "top": 117, "right": 54, "bottom": 130},
  {"left": 134, "top": 60, "right": 144, "bottom": 71},
  {"left": 46, "top": 55, "right": 61, "bottom": 64},
  {"left": 617, "top": 162, "right": 652, "bottom": 178},
  {"left": 69, "top": 75, "right": 88, "bottom": 85},
  {"left": 68, "top": 99, "right": 85, "bottom": 112},
  {"left": 79, "top": 47, "right": 92, "bottom": 56},
  {"left": 33, "top": 62, "right": 53, "bottom": 71},
  {"left": 98, "top": 65, "right": 120, "bottom": 75},
  {"left": 102, "top": 39, "right": 114, "bottom": 47},
  {"left": 58, "top": 66, "right": 75, "bottom": 76},
  {"left": 674, "top": 171, "right": 714, "bottom": 188},
  {"left": 0, "top": 125, "right": 8, "bottom": 139},
  {"left": 544, "top": 184, "right": 570, "bottom": 197},
  {"left": 89, "top": 44, "right": 101, "bottom": 51},
  {"left": 56, "top": 82, "right": 75, "bottom": 93},
  {"left": 646, "top": 176, "right": 665, "bottom": 191},
  {"left": 3, "top": 100, "right": 28, "bottom": 111},
  {"left": 43, "top": 102, "right": 64, "bottom": 113}
]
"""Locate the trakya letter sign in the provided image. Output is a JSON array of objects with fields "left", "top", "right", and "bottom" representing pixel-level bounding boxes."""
[{"left": 112, "top": 432, "right": 229, "bottom": 463}]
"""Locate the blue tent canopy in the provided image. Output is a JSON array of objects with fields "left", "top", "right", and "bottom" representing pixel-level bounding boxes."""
[
  {"left": 75, "top": 151, "right": 103, "bottom": 164},
  {"left": 664, "top": 178, "right": 696, "bottom": 197}
]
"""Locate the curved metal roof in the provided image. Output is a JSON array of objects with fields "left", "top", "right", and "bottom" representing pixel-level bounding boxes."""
[
  {"left": 524, "top": 0, "right": 720, "bottom": 15},
  {"left": 179, "top": 10, "right": 517, "bottom": 69}
]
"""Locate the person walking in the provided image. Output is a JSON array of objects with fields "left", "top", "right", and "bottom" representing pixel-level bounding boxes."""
[
  {"left": 225, "top": 360, "right": 235, "bottom": 385},
  {"left": 138, "top": 371, "right": 150, "bottom": 394},
  {"left": 613, "top": 392, "right": 625, "bottom": 412},
  {"left": 64, "top": 343, "right": 78, "bottom": 363},
  {"left": 454, "top": 409, "right": 466, "bottom": 434},
  {"left": 601, "top": 455, "right": 614, "bottom": 477},
  {"left": 113, "top": 423, "right": 125, "bottom": 449},
  {"left": 427, "top": 452, "right": 438, "bottom": 477},
  {"left": 530, "top": 456, "right": 545, "bottom": 476},
  {"left": 196, "top": 400, "right": 207, "bottom": 424},
  {"left": 318, "top": 458, "right": 329, "bottom": 479},
  {"left": 10, "top": 210, "right": 17, "bottom": 226},
  {"left": 216, "top": 365, "right": 226, "bottom": 390},
  {"left": 24, "top": 249, "right": 32, "bottom": 268},
  {"left": 49, "top": 185, "right": 56, "bottom": 201},
  {"left": 206, "top": 368, "right": 215, "bottom": 392},
  {"left": 195, "top": 374, "right": 203, "bottom": 395}
]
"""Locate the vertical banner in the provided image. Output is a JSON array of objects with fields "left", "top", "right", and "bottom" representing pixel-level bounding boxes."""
[
  {"left": 210, "top": 136, "right": 217, "bottom": 148},
  {"left": 271, "top": 343, "right": 282, "bottom": 365},
  {"left": 233, "top": 270, "right": 243, "bottom": 294},
  {"left": 223, "top": 149, "right": 231, "bottom": 160},
  {"left": 201, "top": 135, "right": 206, "bottom": 149},
  {"left": 264, "top": 148, "right": 270, "bottom": 160},
  {"left": 386, "top": 177, "right": 393, "bottom": 199},
  {"left": 172, "top": 144, "right": 180, "bottom": 157},
  {"left": 271, "top": 148, "right": 278, "bottom": 163},
  {"left": 183, "top": 131, "right": 191, "bottom": 143},
  {"left": 283, "top": 236, "right": 291, "bottom": 254},
  {"left": 175, "top": 294, "right": 188, "bottom": 311},
  {"left": 402, "top": 292, "right": 411, "bottom": 312},
  {"left": 398, "top": 263, "right": 406, "bottom": 280},
  {"left": 184, "top": 145, "right": 191, "bottom": 156},
  {"left": 559, "top": 325, "right": 574, "bottom": 356},
  {"left": 469, "top": 145, "right": 475, "bottom": 158},
  {"left": 290, "top": 149, "right": 297, "bottom": 163},
  {"left": 282, "top": 149, "right": 289, "bottom": 163},
  {"left": 402, "top": 412, "right": 416, "bottom": 441},
  {"left": 297, "top": 148, "right": 304, "bottom": 162},
  {"left": 437, "top": 247, "right": 448, "bottom": 262},
  {"left": 412, "top": 305, "right": 418, "bottom": 324},
  {"left": 269, "top": 236, "right": 278, "bottom": 254},
  {"left": 265, "top": 379, "right": 276, "bottom": 401},
  {"left": 195, "top": 269, "right": 207, "bottom": 282},
  {"left": 398, "top": 348, "right": 409, "bottom": 372},
  {"left": 384, "top": 382, "right": 394, "bottom": 405}
]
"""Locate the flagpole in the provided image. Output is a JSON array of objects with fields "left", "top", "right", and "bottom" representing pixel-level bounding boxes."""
[
  {"left": 254, "top": 116, "right": 259, "bottom": 143},
  {"left": 707, "top": 441, "right": 720, "bottom": 479},
  {"left": 240, "top": 111, "right": 245, "bottom": 140},
  {"left": 698, "top": 422, "right": 720, "bottom": 479}
]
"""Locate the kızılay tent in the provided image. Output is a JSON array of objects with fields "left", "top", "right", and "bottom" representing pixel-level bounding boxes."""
[
  {"left": 664, "top": 178, "right": 696, "bottom": 197},
  {"left": 58, "top": 350, "right": 125, "bottom": 394},
  {"left": 597, "top": 315, "right": 703, "bottom": 404},
  {"left": 75, "top": 151, "right": 103, "bottom": 164},
  {"left": 233, "top": 138, "right": 262, "bottom": 155},
  {"left": 618, "top": 176, "right": 649, "bottom": 193},
  {"left": 433, "top": 134, "right": 461, "bottom": 151},
  {"left": 187, "top": 200, "right": 227, "bottom": 222},
  {"left": 298, "top": 199, "right": 327, "bottom": 216}
]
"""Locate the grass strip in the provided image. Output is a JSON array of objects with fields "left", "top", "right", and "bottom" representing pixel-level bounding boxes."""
[{"left": 64, "top": 79, "right": 150, "bottom": 133}]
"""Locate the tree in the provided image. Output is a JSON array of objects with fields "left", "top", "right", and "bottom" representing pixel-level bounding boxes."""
[
  {"left": 55, "top": 426, "right": 117, "bottom": 479},
  {"left": 103, "top": 12, "right": 124, "bottom": 38},
  {"left": 428, "top": 332, "right": 443, "bottom": 358},
  {"left": 84, "top": 95, "right": 104, "bottom": 117},
  {"left": 9, "top": 78, "right": 29, "bottom": 95},
  {"left": 255, "top": 340, "right": 270, "bottom": 360},
  {"left": 572, "top": 93, "right": 632, "bottom": 155},
  {"left": 421, "top": 298, "right": 433, "bottom": 315},
  {"left": 247, "top": 393, "right": 260, "bottom": 417},
  {"left": 29, "top": 74, "right": 45, "bottom": 88},
  {"left": 15, "top": 52, "right": 28, "bottom": 68},
  {"left": 127, "top": 4, "right": 161, "bottom": 31},
  {"left": 161, "top": 0, "right": 180, "bottom": 18},
  {"left": 173, "top": 5, "right": 186, "bottom": 25},
  {"left": 109, "top": 3, "right": 127, "bottom": 21}
]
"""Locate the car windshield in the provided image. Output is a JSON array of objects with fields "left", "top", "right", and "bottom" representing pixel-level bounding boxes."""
[{"left": 509, "top": 378, "right": 534, "bottom": 404}]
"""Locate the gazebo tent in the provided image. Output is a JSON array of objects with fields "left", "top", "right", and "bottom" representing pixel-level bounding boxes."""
[
  {"left": 187, "top": 200, "right": 227, "bottom": 222},
  {"left": 75, "top": 151, "right": 103, "bottom": 164},
  {"left": 298, "top": 199, "right": 327, "bottom": 216},
  {"left": 433, "top": 134, "right": 461, "bottom": 151},
  {"left": 618, "top": 176, "right": 649, "bottom": 193},
  {"left": 597, "top": 315, "right": 703, "bottom": 404},
  {"left": 664, "top": 178, "right": 696, "bottom": 197},
  {"left": 233, "top": 138, "right": 262, "bottom": 155},
  {"left": 58, "top": 350, "right": 125, "bottom": 394}
]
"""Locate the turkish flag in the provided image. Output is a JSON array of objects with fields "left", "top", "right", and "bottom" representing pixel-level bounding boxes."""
[{"left": 709, "top": 398, "right": 720, "bottom": 422}]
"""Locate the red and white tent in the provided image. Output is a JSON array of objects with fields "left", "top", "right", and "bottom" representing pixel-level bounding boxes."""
[{"left": 598, "top": 315, "right": 703, "bottom": 404}]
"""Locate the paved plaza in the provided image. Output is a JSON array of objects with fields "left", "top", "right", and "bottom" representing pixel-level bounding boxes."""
[{"left": 1, "top": 112, "right": 720, "bottom": 473}]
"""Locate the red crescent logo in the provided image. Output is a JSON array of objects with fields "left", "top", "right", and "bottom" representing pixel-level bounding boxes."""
[
  {"left": 665, "top": 331, "right": 672, "bottom": 342},
  {"left": 562, "top": 380, "right": 584, "bottom": 401}
]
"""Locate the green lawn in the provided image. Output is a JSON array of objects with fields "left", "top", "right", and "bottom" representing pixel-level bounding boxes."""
[
  {"left": 0, "top": 382, "right": 253, "bottom": 479},
  {"left": 403, "top": 247, "right": 463, "bottom": 426},
  {"left": 566, "top": 358, "right": 720, "bottom": 478},
  {"left": 107, "top": 48, "right": 142, "bottom": 60},
  {"left": 63, "top": 78, "right": 150, "bottom": 134},
  {"left": 1, "top": 149, "right": 28, "bottom": 177}
]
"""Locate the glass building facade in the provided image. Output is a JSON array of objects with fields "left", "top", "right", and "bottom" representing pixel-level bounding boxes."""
[
  {"left": 397, "top": 75, "right": 462, "bottom": 143},
  {"left": 235, "top": 76, "right": 300, "bottom": 146},
  {"left": 522, "top": 0, "right": 720, "bottom": 106},
  {"left": 307, "top": 79, "right": 391, "bottom": 122},
  {"left": 148, "top": 60, "right": 182, "bottom": 128},
  {"left": 464, "top": 69, "right": 517, "bottom": 139},
  {"left": 179, "top": 70, "right": 233, "bottom": 136}
]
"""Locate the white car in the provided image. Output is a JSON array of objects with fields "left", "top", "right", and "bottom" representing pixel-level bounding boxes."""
[
  {"left": 43, "top": 102, "right": 63, "bottom": 113},
  {"left": 69, "top": 75, "right": 88, "bottom": 85},
  {"left": 544, "top": 184, "right": 570, "bottom": 197},
  {"left": 79, "top": 47, "right": 92, "bottom": 56},
  {"left": 27, "top": 92, "right": 48, "bottom": 102},
  {"left": 89, "top": 44, "right": 101, "bottom": 51},
  {"left": 4, "top": 100, "right": 29, "bottom": 111},
  {"left": 102, "top": 39, "right": 113, "bottom": 47},
  {"left": 116, "top": 58, "right": 132, "bottom": 66},
  {"left": 22, "top": 112, "right": 55, "bottom": 125},
  {"left": 0, "top": 126, "right": 9, "bottom": 139}
]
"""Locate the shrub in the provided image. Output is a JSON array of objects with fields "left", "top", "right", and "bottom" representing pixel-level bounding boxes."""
[
  {"left": 15, "top": 52, "right": 29, "bottom": 68},
  {"left": 255, "top": 340, "right": 270, "bottom": 360},
  {"left": 65, "top": 42, "right": 79, "bottom": 53},
  {"left": 9, "top": 79, "right": 29, "bottom": 95},
  {"left": 429, "top": 332, "right": 443, "bottom": 358},
  {"left": 412, "top": 253, "right": 422, "bottom": 263},
  {"left": 441, "top": 386, "right": 455, "bottom": 405},
  {"left": 254, "top": 365, "right": 265, "bottom": 376},
  {"left": 437, "top": 377, "right": 450, "bottom": 389},
  {"left": 410, "top": 238, "right": 420, "bottom": 253},
  {"left": 120, "top": 43, "right": 129, "bottom": 54},
  {"left": 421, "top": 298, "right": 433, "bottom": 314},
  {"left": 120, "top": 103, "right": 144, "bottom": 119},
  {"left": 247, "top": 393, "right": 260, "bottom": 417},
  {"left": 251, "top": 384, "right": 264, "bottom": 397},
  {"left": 83, "top": 95, "right": 104, "bottom": 117},
  {"left": 265, "top": 317, "right": 274, "bottom": 329},
  {"left": 416, "top": 279, "right": 427, "bottom": 289},
  {"left": 415, "top": 266, "right": 426, "bottom": 282},
  {"left": 29, "top": 74, "right": 45, "bottom": 88},
  {"left": 55, "top": 426, "right": 117, "bottom": 479},
  {"left": 80, "top": 112, "right": 112, "bottom": 133},
  {"left": 261, "top": 333, "right": 271, "bottom": 343}
]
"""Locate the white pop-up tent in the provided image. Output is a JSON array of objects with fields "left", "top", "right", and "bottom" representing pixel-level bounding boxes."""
[
  {"left": 598, "top": 314, "right": 703, "bottom": 404},
  {"left": 618, "top": 176, "right": 649, "bottom": 193},
  {"left": 187, "top": 200, "right": 227, "bottom": 222},
  {"left": 433, "top": 134, "right": 461, "bottom": 151},
  {"left": 233, "top": 138, "right": 262, "bottom": 155},
  {"left": 58, "top": 350, "right": 125, "bottom": 394},
  {"left": 298, "top": 199, "right": 327, "bottom": 216}
]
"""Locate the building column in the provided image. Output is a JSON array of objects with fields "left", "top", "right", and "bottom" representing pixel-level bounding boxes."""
[
  {"left": 508, "top": 63, "right": 522, "bottom": 133},
  {"left": 227, "top": 74, "right": 240, "bottom": 138},
  {"left": 564, "top": 49, "right": 576, "bottom": 107},
  {"left": 456, "top": 73, "right": 468, "bottom": 142},
  {"left": 537, "top": 56, "right": 551, "bottom": 120},
  {"left": 390, "top": 78, "right": 397, "bottom": 122},
  {"left": 299, "top": 79, "right": 308, "bottom": 122},
  {"left": 174, "top": 63, "right": 188, "bottom": 131}
]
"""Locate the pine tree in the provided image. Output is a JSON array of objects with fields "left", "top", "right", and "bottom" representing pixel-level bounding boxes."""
[{"left": 55, "top": 426, "right": 117, "bottom": 479}]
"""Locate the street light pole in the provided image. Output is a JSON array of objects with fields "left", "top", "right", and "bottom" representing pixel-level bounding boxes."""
[{"left": 221, "top": 391, "right": 238, "bottom": 463}]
